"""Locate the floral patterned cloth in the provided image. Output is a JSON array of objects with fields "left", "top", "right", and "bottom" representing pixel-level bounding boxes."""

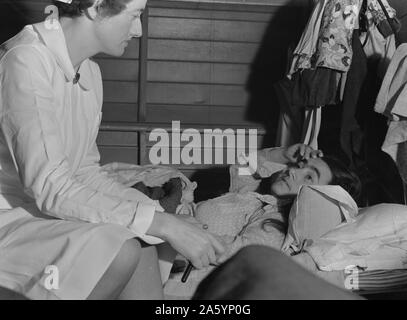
[
  {"left": 291, "top": 0, "right": 360, "bottom": 74},
  {"left": 368, "top": 0, "right": 396, "bottom": 26},
  {"left": 315, "top": 0, "right": 360, "bottom": 71}
]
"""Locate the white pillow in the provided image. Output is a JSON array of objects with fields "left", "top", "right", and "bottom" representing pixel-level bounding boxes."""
[
  {"left": 282, "top": 185, "right": 358, "bottom": 253},
  {"left": 305, "top": 203, "right": 407, "bottom": 271}
]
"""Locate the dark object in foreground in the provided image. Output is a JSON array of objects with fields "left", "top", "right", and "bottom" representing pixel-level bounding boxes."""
[
  {"left": 182, "top": 262, "right": 194, "bottom": 283},
  {"left": 193, "top": 245, "right": 362, "bottom": 300},
  {"left": 0, "top": 287, "right": 28, "bottom": 300}
]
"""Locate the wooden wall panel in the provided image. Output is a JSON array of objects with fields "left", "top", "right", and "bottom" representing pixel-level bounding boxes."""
[
  {"left": 97, "top": 131, "right": 139, "bottom": 165},
  {"left": 147, "top": 5, "right": 264, "bottom": 126},
  {"left": 103, "top": 81, "right": 139, "bottom": 104},
  {"left": 146, "top": 83, "right": 247, "bottom": 106},
  {"left": 98, "top": 147, "right": 139, "bottom": 165},
  {"left": 146, "top": 104, "right": 253, "bottom": 124},
  {"left": 96, "top": 131, "right": 139, "bottom": 147},
  {"left": 148, "top": 39, "right": 259, "bottom": 63},
  {"left": 94, "top": 58, "right": 139, "bottom": 81},
  {"left": 148, "top": 7, "right": 275, "bottom": 21},
  {"left": 147, "top": 61, "right": 249, "bottom": 85},
  {"left": 96, "top": 41, "right": 140, "bottom": 122},
  {"left": 144, "top": 1, "right": 310, "bottom": 128},
  {"left": 102, "top": 103, "right": 139, "bottom": 122},
  {"left": 148, "top": 17, "right": 269, "bottom": 42},
  {"left": 97, "top": 41, "right": 140, "bottom": 60}
]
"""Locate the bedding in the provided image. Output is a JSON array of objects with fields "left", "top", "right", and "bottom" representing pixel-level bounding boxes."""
[
  {"left": 166, "top": 196, "right": 407, "bottom": 299},
  {"left": 163, "top": 184, "right": 359, "bottom": 299},
  {"left": 293, "top": 253, "right": 407, "bottom": 296},
  {"left": 355, "top": 269, "right": 407, "bottom": 294},
  {"left": 101, "top": 162, "right": 197, "bottom": 215},
  {"left": 164, "top": 191, "right": 289, "bottom": 300},
  {"left": 304, "top": 203, "right": 407, "bottom": 271}
]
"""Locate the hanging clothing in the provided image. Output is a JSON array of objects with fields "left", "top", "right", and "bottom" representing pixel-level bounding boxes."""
[
  {"left": 397, "top": 141, "right": 407, "bottom": 184},
  {"left": 277, "top": 0, "right": 399, "bottom": 156},
  {"left": 275, "top": 112, "right": 302, "bottom": 148},
  {"left": 316, "top": 0, "right": 360, "bottom": 71},
  {"left": 382, "top": 120, "right": 407, "bottom": 163},
  {"left": 375, "top": 43, "right": 407, "bottom": 120},
  {"left": 289, "top": 0, "right": 329, "bottom": 77},
  {"left": 278, "top": 0, "right": 363, "bottom": 149},
  {"left": 302, "top": 107, "right": 322, "bottom": 150},
  {"left": 367, "top": 0, "right": 400, "bottom": 38},
  {"left": 361, "top": 1, "right": 397, "bottom": 79},
  {"left": 291, "top": 68, "right": 342, "bottom": 108},
  {"left": 375, "top": 44, "right": 407, "bottom": 183},
  {"left": 0, "top": 22, "right": 171, "bottom": 299},
  {"left": 274, "top": 78, "right": 304, "bottom": 147},
  {"left": 361, "top": 29, "right": 396, "bottom": 79},
  {"left": 290, "top": 0, "right": 361, "bottom": 76},
  {"left": 275, "top": 107, "right": 322, "bottom": 150},
  {"left": 289, "top": 0, "right": 398, "bottom": 77},
  {"left": 368, "top": 0, "right": 397, "bottom": 25}
]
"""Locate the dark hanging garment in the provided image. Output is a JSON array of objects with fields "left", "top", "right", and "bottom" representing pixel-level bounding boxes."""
[
  {"left": 291, "top": 68, "right": 341, "bottom": 108},
  {"left": 274, "top": 67, "right": 341, "bottom": 148},
  {"left": 274, "top": 75, "right": 304, "bottom": 144}
]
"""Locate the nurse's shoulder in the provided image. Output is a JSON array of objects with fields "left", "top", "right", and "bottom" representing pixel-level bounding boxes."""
[{"left": 0, "top": 24, "right": 55, "bottom": 76}]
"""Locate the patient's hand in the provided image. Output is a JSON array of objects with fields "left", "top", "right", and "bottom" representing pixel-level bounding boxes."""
[
  {"left": 284, "top": 144, "right": 323, "bottom": 164},
  {"left": 147, "top": 212, "right": 226, "bottom": 269}
]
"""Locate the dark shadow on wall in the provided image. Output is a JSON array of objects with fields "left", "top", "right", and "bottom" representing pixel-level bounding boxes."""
[
  {"left": 245, "top": 0, "right": 312, "bottom": 148},
  {"left": 389, "top": 0, "right": 407, "bottom": 42},
  {"left": 0, "top": 0, "right": 32, "bottom": 44}
]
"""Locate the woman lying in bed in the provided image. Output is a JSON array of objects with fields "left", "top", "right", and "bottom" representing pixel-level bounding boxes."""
[
  {"left": 194, "top": 143, "right": 362, "bottom": 260},
  {"left": 164, "top": 144, "right": 361, "bottom": 299}
]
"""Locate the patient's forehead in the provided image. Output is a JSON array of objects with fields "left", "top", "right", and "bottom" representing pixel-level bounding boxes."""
[{"left": 303, "top": 158, "right": 333, "bottom": 185}]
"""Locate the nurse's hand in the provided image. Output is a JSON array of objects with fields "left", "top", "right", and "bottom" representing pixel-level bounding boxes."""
[
  {"left": 147, "top": 212, "right": 225, "bottom": 269},
  {"left": 283, "top": 144, "right": 323, "bottom": 163}
]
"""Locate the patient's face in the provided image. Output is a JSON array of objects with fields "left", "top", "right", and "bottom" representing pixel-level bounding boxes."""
[{"left": 270, "top": 158, "right": 333, "bottom": 198}]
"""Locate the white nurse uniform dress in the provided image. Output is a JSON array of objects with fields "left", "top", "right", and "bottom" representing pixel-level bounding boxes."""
[{"left": 0, "top": 21, "right": 166, "bottom": 299}]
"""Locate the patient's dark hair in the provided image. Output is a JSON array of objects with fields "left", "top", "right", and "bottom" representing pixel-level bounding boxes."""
[
  {"left": 260, "top": 155, "right": 362, "bottom": 233},
  {"left": 53, "top": 0, "right": 132, "bottom": 18},
  {"left": 322, "top": 155, "right": 362, "bottom": 201},
  {"left": 258, "top": 155, "right": 362, "bottom": 201}
]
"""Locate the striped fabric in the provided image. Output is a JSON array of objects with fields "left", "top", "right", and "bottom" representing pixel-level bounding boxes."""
[{"left": 354, "top": 269, "right": 407, "bottom": 294}]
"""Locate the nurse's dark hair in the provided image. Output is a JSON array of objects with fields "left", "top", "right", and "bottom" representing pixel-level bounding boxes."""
[
  {"left": 322, "top": 155, "right": 362, "bottom": 201},
  {"left": 52, "top": 0, "right": 132, "bottom": 18}
]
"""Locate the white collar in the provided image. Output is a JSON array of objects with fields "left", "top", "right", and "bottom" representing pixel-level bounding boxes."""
[{"left": 31, "top": 21, "right": 92, "bottom": 91}]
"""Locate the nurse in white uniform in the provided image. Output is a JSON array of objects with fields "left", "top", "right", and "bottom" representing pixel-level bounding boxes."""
[{"left": 0, "top": 0, "right": 224, "bottom": 299}]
